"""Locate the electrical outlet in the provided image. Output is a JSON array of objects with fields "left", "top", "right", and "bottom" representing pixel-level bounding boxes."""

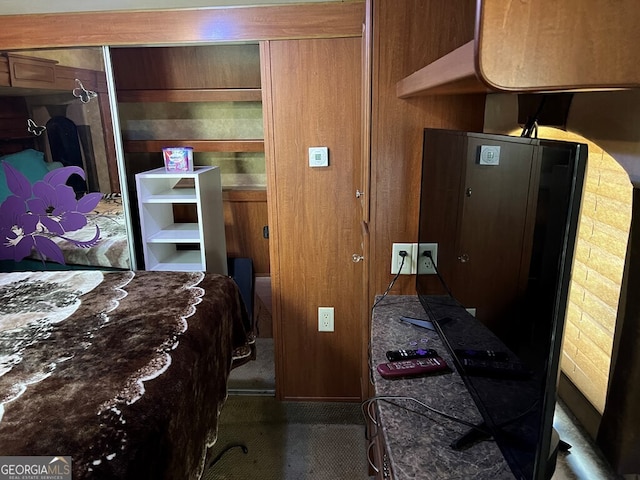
[
  {"left": 413, "top": 243, "right": 438, "bottom": 275},
  {"left": 391, "top": 243, "right": 414, "bottom": 275},
  {"left": 318, "top": 307, "right": 334, "bottom": 332}
]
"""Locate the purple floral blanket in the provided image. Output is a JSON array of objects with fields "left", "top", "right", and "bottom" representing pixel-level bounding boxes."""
[{"left": 0, "top": 270, "right": 251, "bottom": 479}]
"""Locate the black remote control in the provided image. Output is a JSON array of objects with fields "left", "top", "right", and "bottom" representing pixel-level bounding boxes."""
[
  {"left": 454, "top": 349, "right": 509, "bottom": 362},
  {"left": 460, "top": 358, "right": 531, "bottom": 379},
  {"left": 386, "top": 348, "right": 439, "bottom": 362}
]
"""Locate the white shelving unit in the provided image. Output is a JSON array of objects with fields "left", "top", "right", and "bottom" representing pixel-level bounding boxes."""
[{"left": 135, "top": 166, "right": 227, "bottom": 274}]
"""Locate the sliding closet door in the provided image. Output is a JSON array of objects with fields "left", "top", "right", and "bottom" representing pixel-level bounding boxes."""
[{"left": 262, "top": 37, "right": 364, "bottom": 400}]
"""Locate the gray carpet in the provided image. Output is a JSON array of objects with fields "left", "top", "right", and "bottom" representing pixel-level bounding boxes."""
[
  {"left": 227, "top": 338, "right": 276, "bottom": 394},
  {"left": 203, "top": 396, "right": 369, "bottom": 480}
]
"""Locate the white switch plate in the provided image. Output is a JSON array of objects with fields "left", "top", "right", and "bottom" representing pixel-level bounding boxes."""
[{"left": 309, "top": 147, "right": 329, "bottom": 167}]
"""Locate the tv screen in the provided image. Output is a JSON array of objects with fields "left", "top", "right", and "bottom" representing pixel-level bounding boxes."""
[{"left": 416, "top": 129, "right": 587, "bottom": 480}]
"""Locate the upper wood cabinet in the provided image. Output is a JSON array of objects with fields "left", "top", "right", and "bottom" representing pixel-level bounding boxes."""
[
  {"left": 1, "top": 52, "right": 107, "bottom": 93},
  {"left": 396, "top": 0, "right": 640, "bottom": 97}
]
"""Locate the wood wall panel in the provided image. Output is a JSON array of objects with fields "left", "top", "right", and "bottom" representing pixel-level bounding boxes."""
[
  {"left": 368, "top": 0, "right": 486, "bottom": 299},
  {"left": 0, "top": 2, "right": 364, "bottom": 50},
  {"left": 110, "top": 45, "right": 261, "bottom": 90},
  {"left": 222, "top": 189, "right": 270, "bottom": 276},
  {"left": 262, "top": 37, "right": 363, "bottom": 400}
]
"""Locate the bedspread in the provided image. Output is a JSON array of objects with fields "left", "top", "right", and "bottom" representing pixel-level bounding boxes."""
[{"left": 0, "top": 270, "right": 251, "bottom": 479}]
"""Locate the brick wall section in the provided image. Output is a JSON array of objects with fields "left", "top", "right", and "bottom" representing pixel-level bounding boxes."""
[{"left": 554, "top": 129, "right": 633, "bottom": 413}]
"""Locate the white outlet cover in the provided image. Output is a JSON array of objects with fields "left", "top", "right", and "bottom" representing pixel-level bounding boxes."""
[
  {"left": 391, "top": 243, "right": 414, "bottom": 275},
  {"left": 479, "top": 145, "right": 500, "bottom": 165},
  {"left": 309, "top": 147, "right": 329, "bottom": 167},
  {"left": 318, "top": 306, "right": 334, "bottom": 332}
]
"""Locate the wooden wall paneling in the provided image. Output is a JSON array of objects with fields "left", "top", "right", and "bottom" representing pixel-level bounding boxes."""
[
  {"left": 0, "top": 2, "right": 365, "bottom": 50},
  {"left": 222, "top": 188, "right": 270, "bottom": 276},
  {"left": 262, "top": 37, "right": 363, "bottom": 401},
  {"left": 368, "top": 0, "right": 486, "bottom": 299},
  {"left": 110, "top": 45, "right": 261, "bottom": 90}
]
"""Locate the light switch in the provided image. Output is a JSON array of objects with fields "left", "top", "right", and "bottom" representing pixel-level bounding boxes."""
[{"left": 309, "top": 147, "right": 329, "bottom": 167}]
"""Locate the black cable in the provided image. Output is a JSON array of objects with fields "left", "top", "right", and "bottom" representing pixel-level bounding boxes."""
[
  {"left": 361, "top": 395, "right": 492, "bottom": 437},
  {"left": 520, "top": 95, "right": 547, "bottom": 139},
  {"left": 423, "top": 251, "right": 465, "bottom": 309},
  {"left": 371, "top": 251, "right": 407, "bottom": 310},
  {"left": 208, "top": 443, "right": 248, "bottom": 468},
  {"left": 368, "top": 250, "right": 409, "bottom": 387}
]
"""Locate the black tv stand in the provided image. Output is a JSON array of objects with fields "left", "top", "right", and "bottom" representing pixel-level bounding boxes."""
[
  {"left": 450, "top": 422, "right": 492, "bottom": 450},
  {"left": 450, "top": 423, "right": 564, "bottom": 480}
]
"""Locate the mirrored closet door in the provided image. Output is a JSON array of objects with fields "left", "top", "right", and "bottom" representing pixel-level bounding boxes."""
[{"left": 0, "top": 47, "right": 134, "bottom": 271}]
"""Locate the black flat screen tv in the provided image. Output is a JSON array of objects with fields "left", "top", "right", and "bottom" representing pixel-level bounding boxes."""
[{"left": 416, "top": 128, "right": 587, "bottom": 480}]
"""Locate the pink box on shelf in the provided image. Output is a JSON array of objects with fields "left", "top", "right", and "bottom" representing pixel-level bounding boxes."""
[{"left": 162, "top": 147, "right": 194, "bottom": 172}]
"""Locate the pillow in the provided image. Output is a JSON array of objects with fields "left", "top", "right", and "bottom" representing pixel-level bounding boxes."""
[
  {"left": 0, "top": 166, "right": 10, "bottom": 204},
  {"left": 46, "top": 161, "right": 64, "bottom": 172},
  {"left": 0, "top": 149, "right": 51, "bottom": 186}
]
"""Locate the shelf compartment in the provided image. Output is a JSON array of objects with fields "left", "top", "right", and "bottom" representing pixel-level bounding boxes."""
[
  {"left": 145, "top": 223, "right": 201, "bottom": 243},
  {"left": 136, "top": 168, "right": 203, "bottom": 203},
  {"left": 139, "top": 189, "right": 198, "bottom": 203},
  {"left": 144, "top": 245, "right": 204, "bottom": 272},
  {"left": 117, "top": 88, "right": 262, "bottom": 103},
  {"left": 124, "top": 139, "right": 265, "bottom": 153},
  {"left": 138, "top": 203, "right": 198, "bottom": 238}
]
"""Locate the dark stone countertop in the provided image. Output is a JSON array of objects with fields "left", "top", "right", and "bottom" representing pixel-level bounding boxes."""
[{"left": 369, "top": 295, "right": 514, "bottom": 479}]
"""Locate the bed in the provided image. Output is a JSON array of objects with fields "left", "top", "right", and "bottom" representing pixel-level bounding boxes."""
[{"left": 0, "top": 269, "right": 253, "bottom": 479}]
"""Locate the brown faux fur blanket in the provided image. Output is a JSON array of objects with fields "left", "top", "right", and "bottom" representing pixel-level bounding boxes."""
[{"left": 0, "top": 270, "right": 251, "bottom": 479}]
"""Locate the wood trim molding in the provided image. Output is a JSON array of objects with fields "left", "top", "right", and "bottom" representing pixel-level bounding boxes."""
[
  {"left": 396, "top": 41, "right": 491, "bottom": 97},
  {"left": 117, "top": 88, "right": 262, "bottom": 103},
  {"left": 222, "top": 188, "right": 267, "bottom": 202},
  {"left": 123, "top": 139, "right": 264, "bottom": 153},
  {"left": 0, "top": 2, "right": 365, "bottom": 50}
]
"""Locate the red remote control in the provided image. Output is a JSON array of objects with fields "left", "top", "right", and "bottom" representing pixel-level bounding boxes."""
[{"left": 377, "top": 357, "right": 449, "bottom": 379}]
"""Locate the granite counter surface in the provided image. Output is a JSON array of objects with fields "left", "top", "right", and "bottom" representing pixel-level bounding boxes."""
[{"left": 369, "top": 295, "right": 514, "bottom": 479}]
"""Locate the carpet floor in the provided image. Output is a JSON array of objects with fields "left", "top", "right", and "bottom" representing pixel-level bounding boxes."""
[
  {"left": 227, "top": 338, "right": 276, "bottom": 394},
  {"left": 202, "top": 396, "right": 369, "bottom": 480}
]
